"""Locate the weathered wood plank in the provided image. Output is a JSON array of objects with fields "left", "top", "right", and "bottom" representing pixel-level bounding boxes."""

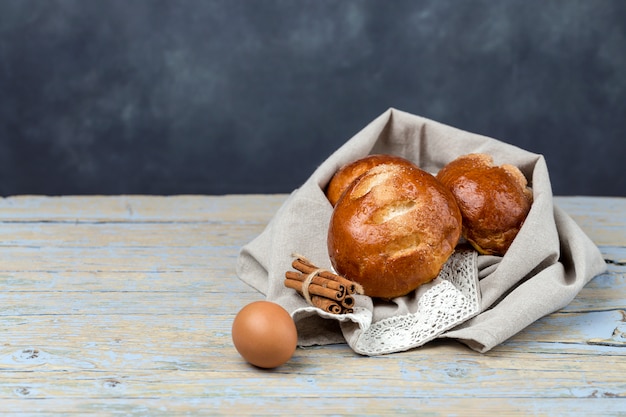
[
  {"left": 0, "top": 195, "right": 622, "bottom": 232},
  {"left": 0, "top": 222, "right": 266, "bottom": 247},
  {"left": 0, "top": 398, "right": 622, "bottom": 417},
  {"left": 0, "top": 195, "right": 288, "bottom": 222},
  {"left": 0, "top": 342, "right": 624, "bottom": 398},
  {"left": 0, "top": 195, "right": 624, "bottom": 416},
  {"left": 1, "top": 307, "right": 625, "bottom": 391}
]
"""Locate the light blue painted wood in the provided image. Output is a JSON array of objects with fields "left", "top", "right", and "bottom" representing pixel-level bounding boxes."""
[{"left": 0, "top": 195, "right": 624, "bottom": 416}]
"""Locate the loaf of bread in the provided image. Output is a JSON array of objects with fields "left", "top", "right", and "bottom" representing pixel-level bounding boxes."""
[
  {"left": 327, "top": 156, "right": 462, "bottom": 299},
  {"left": 436, "top": 153, "right": 533, "bottom": 256}
]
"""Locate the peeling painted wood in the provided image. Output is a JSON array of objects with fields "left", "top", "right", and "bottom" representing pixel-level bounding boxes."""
[{"left": 0, "top": 195, "right": 625, "bottom": 416}]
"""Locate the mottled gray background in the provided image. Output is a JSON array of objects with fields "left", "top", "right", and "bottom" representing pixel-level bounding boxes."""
[{"left": 1, "top": 0, "right": 624, "bottom": 196}]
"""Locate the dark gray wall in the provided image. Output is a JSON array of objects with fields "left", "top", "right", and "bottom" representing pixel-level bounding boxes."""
[{"left": 1, "top": 0, "right": 625, "bottom": 196}]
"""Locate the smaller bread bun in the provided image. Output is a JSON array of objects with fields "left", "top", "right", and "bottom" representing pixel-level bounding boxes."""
[
  {"left": 328, "top": 160, "right": 462, "bottom": 299},
  {"left": 325, "top": 154, "right": 417, "bottom": 207},
  {"left": 436, "top": 153, "right": 533, "bottom": 256}
]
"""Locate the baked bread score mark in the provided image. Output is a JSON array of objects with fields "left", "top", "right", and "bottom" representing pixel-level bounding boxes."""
[
  {"left": 327, "top": 156, "right": 462, "bottom": 299},
  {"left": 325, "top": 154, "right": 419, "bottom": 207},
  {"left": 436, "top": 153, "right": 533, "bottom": 256}
]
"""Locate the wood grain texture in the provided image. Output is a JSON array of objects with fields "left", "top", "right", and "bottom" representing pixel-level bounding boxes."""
[{"left": 0, "top": 195, "right": 624, "bottom": 416}]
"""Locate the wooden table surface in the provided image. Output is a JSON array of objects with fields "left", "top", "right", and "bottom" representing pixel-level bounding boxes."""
[{"left": 0, "top": 195, "right": 624, "bottom": 416}]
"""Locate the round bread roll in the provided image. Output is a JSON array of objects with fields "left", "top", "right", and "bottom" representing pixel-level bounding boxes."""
[
  {"left": 328, "top": 161, "right": 462, "bottom": 299},
  {"left": 325, "top": 154, "right": 417, "bottom": 207},
  {"left": 436, "top": 153, "right": 533, "bottom": 256}
]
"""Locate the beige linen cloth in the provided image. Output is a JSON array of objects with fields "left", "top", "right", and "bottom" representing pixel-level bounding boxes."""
[{"left": 236, "top": 108, "right": 607, "bottom": 354}]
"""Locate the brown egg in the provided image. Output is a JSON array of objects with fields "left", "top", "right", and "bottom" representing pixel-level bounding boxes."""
[{"left": 231, "top": 301, "right": 298, "bottom": 368}]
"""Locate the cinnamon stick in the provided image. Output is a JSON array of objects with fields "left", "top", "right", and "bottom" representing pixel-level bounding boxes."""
[
  {"left": 284, "top": 255, "right": 363, "bottom": 315},
  {"left": 311, "top": 296, "right": 343, "bottom": 314},
  {"left": 284, "top": 277, "right": 345, "bottom": 301},
  {"left": 341, "top": 295, "right": 355, "bottom": 309},
  {"left": 283, "top": 278, "right": 343, "bottom": 314},
  {"left": 285, "top": 271, "right": 346, "bottom": 297},
  {"left": 292, "top": 258, "right": 363, "bottom": 295}
]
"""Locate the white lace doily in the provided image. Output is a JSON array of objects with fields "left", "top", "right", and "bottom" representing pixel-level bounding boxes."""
[
  {"left": 352, "top": 248, "right": 480, "bottom": 355},
  {"left": 293, "top": 248, "right": 480, "bottom": 355}
]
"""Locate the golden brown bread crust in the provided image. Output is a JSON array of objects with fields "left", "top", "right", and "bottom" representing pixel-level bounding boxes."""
[
  {"left": 325, "top": 154, "right": 417, "bottom": 207},
  {"left": 328, "top": 161, "right": 462, "bottom": 299},
  {"left": 436, "top": 153, "right": 533, "bottom": 256}
]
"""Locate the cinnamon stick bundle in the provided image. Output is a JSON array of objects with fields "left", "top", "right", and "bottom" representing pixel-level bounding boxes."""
[{"left": 284, "top": 254, "right": 363, "bottom": 315}]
